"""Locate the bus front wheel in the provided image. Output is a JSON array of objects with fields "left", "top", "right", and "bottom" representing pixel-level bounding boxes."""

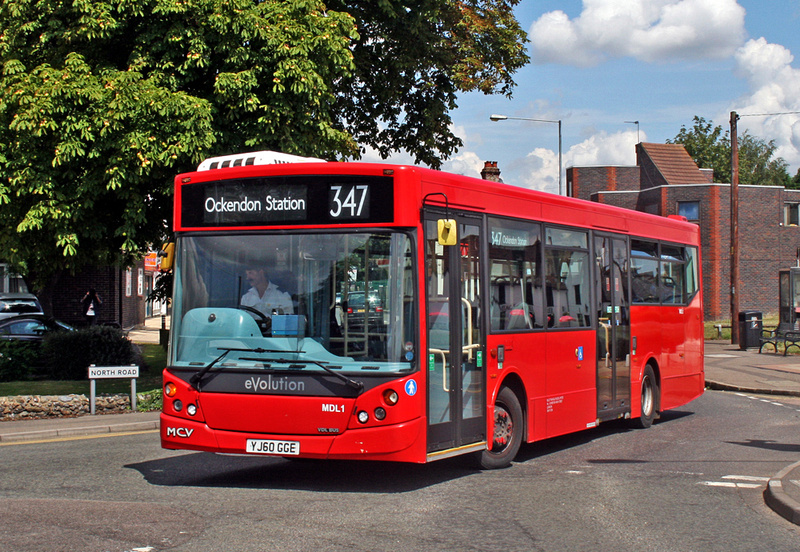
[
  {"left": 480, "top": 387, "right": 523, "bottom": 469},
  {"left": 633, "top": 365, "right": 659, "bottom": 429}
]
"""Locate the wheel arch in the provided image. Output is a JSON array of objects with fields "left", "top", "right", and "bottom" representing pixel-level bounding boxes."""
[
  {"left": 645, "top": 358, "right": 662, "bottom": 413},
  {"left": 494, "top": 372, "right": 528, "bottom": 440}
]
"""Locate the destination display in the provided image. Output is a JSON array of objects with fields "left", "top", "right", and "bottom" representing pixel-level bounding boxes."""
[{"left": 180, "top": 175, "right": 394, "bottom": 227}]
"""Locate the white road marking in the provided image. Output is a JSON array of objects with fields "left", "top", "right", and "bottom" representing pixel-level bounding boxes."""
[
  {"left": 722, "top": 475, "right": 770, "bottom": 482},
  {"left": 700, "top": 475, "right": 770, "bottom": 489}
]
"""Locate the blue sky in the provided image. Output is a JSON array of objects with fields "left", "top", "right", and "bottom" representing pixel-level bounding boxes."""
[{"left": 365, "top": 0, "right": 800, "bottom": 194}]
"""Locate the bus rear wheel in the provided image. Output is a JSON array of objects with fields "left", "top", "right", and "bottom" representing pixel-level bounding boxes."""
[
  {"left": 633, "top": 365, "right": 659, "bottom": 429},
  {"left": 480, "top": 387, "right": 523, "bottom": 469}
]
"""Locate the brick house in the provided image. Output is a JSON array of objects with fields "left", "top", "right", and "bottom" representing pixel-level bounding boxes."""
[
  {"left": 50, "top": 261, "right": 141, "bottom": 328},
  {"left": 566, "top": 142, "right": 800, "bottom": 321}
]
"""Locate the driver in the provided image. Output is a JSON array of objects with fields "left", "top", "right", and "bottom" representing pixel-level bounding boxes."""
[{"left": 240, "top": 266, "right": 293, "bottom": 318}]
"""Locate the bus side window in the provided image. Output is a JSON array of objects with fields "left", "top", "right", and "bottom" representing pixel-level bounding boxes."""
[
  {"left": 544, "top": 245, "right": 590, "bottom": 328},
  {"left": 488, "top": 218, "right": 542, "bottom": 332}
]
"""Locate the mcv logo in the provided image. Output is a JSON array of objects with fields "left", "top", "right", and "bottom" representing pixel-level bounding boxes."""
[{"left": 166, "top": 426, "right": 194, "bottom": 438}]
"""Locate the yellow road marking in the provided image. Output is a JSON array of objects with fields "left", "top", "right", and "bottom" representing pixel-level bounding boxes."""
[{"left": 0, "top": 429, "right": 159, "bottom": 446}]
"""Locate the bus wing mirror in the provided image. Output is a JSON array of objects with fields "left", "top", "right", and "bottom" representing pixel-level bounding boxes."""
[
  {"left": 158, "top": 242, "right": 175, "bottom": 271},
  {"left": 437, "top": 219, "right": 457, "bottom": 246}
]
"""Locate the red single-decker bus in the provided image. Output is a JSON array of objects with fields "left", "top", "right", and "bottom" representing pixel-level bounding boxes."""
[{"left": 160, "top": 151, "right": 704, "bottom": 469}]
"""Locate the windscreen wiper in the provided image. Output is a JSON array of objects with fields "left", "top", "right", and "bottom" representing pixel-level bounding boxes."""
[
  {"left": 190, "top": 347, "right": 363, "bottom": 393},
  {"left": 190, "top": 347, "right": 298, "bottom": 389},
  {"left": 240, "top": 357, "right": 364, "bottom": 392}
]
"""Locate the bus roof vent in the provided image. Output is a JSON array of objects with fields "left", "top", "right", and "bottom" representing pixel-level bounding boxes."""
[{"left": 197, "top": 151, "right": 326, "bottom": 171}]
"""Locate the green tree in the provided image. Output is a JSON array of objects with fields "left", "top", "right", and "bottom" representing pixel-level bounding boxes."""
[
  {"left": 668, "top": 115, "right": 791, "bottom": 186},
  {"left": 790, "top": 168, "right": 800, "bottom": 190},
  {"left": 332, "top": 0, "right": 529, "bottom": 166},
  {"left": 737, "top": 133, "right": 791, "bottom": 188},
  {"left": 0, "top": 0, "right": 529, "bottom": 310}
]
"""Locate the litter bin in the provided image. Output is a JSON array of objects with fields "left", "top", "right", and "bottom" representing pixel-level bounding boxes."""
[{"left": 738, "top": 310, "right": 762, "bottom": 350}]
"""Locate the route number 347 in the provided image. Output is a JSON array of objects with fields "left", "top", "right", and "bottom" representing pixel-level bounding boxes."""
[{"left": 329, "top": 184, "right": 369, "bottom": 219}]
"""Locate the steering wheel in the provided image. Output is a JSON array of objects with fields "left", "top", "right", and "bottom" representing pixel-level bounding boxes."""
[{"left": 238, "top": 305, "right": 272, "bottom": 336}]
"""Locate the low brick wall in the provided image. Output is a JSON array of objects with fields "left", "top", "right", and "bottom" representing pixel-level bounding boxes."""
[{"left": 0, "top": 394, "right": 132, "bottom": 421}]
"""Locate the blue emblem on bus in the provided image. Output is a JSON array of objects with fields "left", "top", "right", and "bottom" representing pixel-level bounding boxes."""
[{"left": 405, "top": 379, "right": 417, "bottom": 397}]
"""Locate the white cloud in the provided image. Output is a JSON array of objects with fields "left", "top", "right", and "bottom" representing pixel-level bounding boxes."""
[
  {"left": 482, "top": 130, "right": 642, "bottom": 194},
  {"left": 530, "top": 0, "right": 746, "bottom": 66},
  {"left": 730, "top": 38, "right": 800, "bottom": 171},
  {"left": 566, "top": 130, "right": 641, "bottom": 167},
  {"left": 509, "top": 147, "right": 561, "bottom": 192},
  {"left": 441, "top": 151, "right": 484, "bottom": 177},
  {"left": 357, "top": 145, "right": 415, "bottom": 165}
]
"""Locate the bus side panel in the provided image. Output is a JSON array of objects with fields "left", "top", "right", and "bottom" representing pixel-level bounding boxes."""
[
  {"left": 630, "top": 300, "right": 704, "bottom": 416},
  {"left": 487, "top": 333, "right": 547, "bottom": 443},
  {"left": 661, "top": 306, "right": 686, "bottom": 376},
  {"left": 661, "top": 299, "right": 705, "bottom": 411},
  {"left": 630, "top": 305, "right": 662, "bottom": 418},
  {"left": 544, "top": 329, "right": 597, "bottom": 439},
  {"left": 660, "top": 372, "right": 705, "bottom": 411}
]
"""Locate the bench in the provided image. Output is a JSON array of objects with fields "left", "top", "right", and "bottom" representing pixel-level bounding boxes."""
[{"left": 759, "top": 328, "right": 800, "bottom": 355}]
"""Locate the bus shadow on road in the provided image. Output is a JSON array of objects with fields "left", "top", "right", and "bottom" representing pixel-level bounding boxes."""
[
  {"left": 125, "top": 452, "right": 480, "bottom": 493},
  {"left": 127, "top": 410, "right": 696, "bottom": 490},
  {"left": 512, "top": 409, "right": 695, "bottom": 464}
]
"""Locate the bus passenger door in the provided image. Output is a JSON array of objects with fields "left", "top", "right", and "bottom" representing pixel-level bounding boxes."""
[
  {"left": 424, "top": 214, "right": 486, "bottom": 457},
  {"left": 595, "top": 235, "right": 631, "bottom": 420}
]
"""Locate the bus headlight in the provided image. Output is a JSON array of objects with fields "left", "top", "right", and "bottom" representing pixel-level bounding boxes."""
[
  {"left": 374, "top": 407, "right": 386, "bottom": 421},
  {"left": 187, "top": 403, "right": 197, "bottom": 416},
  {"left": 357, "top": 410, "right": 369, "bottom": 424}
]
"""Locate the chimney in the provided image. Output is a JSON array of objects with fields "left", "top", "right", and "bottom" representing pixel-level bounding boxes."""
[{"left": 481, "top": 161, "right": 502, "bottom": 183}]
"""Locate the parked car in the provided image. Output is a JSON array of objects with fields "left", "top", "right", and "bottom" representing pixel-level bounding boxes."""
[
  {"left": 0, "top": 293, "right": 43, "bottom": 320},
  {"left": 343, "top": 291, "right": 384, "bottom": 332},
  {"left": 0, "top": 314, "right": 74, "bottom": 344}
]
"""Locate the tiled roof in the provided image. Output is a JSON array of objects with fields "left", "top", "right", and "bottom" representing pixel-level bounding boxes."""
[{"left": 640, "top": 142, "right": 708, "bottom": 185}]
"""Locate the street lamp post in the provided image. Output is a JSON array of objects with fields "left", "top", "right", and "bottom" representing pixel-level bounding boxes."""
[
  {"left": 624, "top": 120, "right": 640, "bottom": 143},
  {"left": 490, "top": 114, "right": 563, "bottom": 195}
]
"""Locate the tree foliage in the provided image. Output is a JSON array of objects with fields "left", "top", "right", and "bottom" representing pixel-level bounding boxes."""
[
  {"left": 0, "top": 0, "right": 529, "bottom": 299},
  {"left": 668, "top": 116, "right": 790, "bottom": 187},
  {"left": 331, "top": 0, "right": 529, "bottom": 166}
]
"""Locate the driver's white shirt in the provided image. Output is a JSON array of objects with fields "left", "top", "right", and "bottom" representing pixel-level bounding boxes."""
[{"left": 240, "top": 282, "right": 293, "bottom": 317}]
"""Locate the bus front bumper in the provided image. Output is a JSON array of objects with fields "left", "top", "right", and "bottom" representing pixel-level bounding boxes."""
[{"left": 160, "top": 413, "right": 425, "bottom": 462}]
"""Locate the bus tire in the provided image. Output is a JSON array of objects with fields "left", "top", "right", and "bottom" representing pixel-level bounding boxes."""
[
  {"left": 480, "top": 386, "right": 523, "bottom": 469},
  {"left": 633, "top": 365, "right": 658, "bottom": 429}
]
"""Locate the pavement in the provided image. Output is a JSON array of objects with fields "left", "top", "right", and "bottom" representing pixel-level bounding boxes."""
[{"left": 1, "top": 333, "right": 800, "bottom": 524}]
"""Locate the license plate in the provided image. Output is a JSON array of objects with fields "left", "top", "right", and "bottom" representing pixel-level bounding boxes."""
[{"left": 246, "top": 439, "right": 300, "bottom": 456}]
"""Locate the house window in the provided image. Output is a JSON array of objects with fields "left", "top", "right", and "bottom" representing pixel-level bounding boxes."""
[
  {"left": 784, "top": 203, "right": 800, "bottom": 226},
  {"left": 125, "top": 269, "right": 132, "bottom": 297},
  {"left": 677, "top": 201, "right": 700, "bottom": 221}
]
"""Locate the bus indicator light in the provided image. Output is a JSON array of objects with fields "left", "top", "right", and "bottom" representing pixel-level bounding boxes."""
[{"left": 385, "top": 388, "right": 400, "bottom": 404}]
